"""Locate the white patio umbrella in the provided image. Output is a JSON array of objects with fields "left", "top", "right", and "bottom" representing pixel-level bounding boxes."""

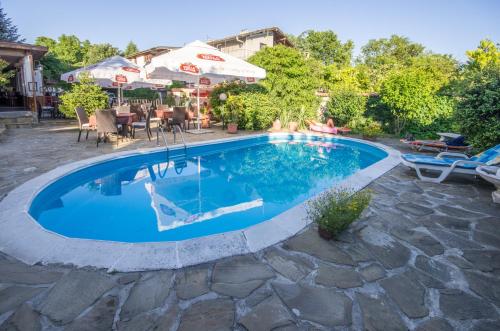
[
  {"left": 61, "top": 56, "right": 171, "bottom": 104},
  {"left": 145, "top": 40, "right": 266, "bottom": 131}
]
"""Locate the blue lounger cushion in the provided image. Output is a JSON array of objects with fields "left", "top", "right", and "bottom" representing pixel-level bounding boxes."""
[{"left": 401, "top": 154, "right": 478, "bottom": 169}]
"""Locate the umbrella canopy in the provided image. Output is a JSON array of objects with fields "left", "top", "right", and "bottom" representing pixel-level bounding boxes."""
[
  {"left": 60, "top": 56, "right": 171, "bottom": 104},
  {"left": 145, "top": 40, "right": 266, "bottom": 131},
  {"left": 145, "top": 40, "right": 266, "bottom": 84}
]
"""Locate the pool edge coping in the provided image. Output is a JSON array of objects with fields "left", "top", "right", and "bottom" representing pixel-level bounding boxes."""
[{"left": 0, "top": 132, "right": 401, "bottom": 272}]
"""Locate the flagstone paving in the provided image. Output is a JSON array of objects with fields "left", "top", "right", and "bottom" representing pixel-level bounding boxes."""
[{"left": 0, "top": 122, "right": 499, "bottom": 330}]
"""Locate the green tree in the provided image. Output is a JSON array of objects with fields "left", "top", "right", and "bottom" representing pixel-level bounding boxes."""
[
  {"left": 123, "top": 41, "right": 139, "bottom": 57},
  {"left": 82, "top": 43, "right": 119, "bottom": 65},
  {"left": 0, "top": 4, "right": 24, "bottom": 42},
  {"left": 380, "top": 68, "right": 454, "bottom": 135},
  {"left": 465, "top": 39, "right": 500, "bottom": 70},
  {"left": 59, "top": 74, "right": 109, "bottom": 117},
  {"left": 0, "top": 58, "right": 14, "bottom": 86},
  {"left": 326, "top": 88, "right": 367, "bottom": 126},
  {"left": 53, "top": 34, "right": 83, "bottom": 65},
  {"left": 295, "top": 30, "right": 354, "bottom": 66},
  {"left": 248, "top": 45, "right": 320, "bottom": 122},
  {"left": 357, "top": 35, "right": 425, "bottom": 91},
  {"left": 454, "top": 63, "right": 500, "bottom": 149}
]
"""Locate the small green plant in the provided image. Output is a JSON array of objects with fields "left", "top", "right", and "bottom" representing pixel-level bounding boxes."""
[
  {"left": 357, "top": 118, "right": 383, "bottom": 139},
  {"left": 307, "top": 188, "right": 371, "bottom": 239}
]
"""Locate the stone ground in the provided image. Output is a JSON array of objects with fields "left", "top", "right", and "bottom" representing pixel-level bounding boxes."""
[{"left": 0, "top": 120, "right": 499, "bottom": 331}]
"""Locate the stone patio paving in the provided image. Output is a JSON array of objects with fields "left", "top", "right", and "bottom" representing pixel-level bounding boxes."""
[{"left": 0, "top": 121, "right": 499, "bottom": 330}]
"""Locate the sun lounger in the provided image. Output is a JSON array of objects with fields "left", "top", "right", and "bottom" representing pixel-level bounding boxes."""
[
  {"left": 401, "top": 144, "right": 500, "bottom": 183},
  {"left": 307, "top": 120, "right": 351, "bottom": 135},
  {"left": 401, "top": 135, "right": 471, "bottom": 152}
]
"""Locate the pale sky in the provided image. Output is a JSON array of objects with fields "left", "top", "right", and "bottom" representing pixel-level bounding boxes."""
[{"left": 4, "top": 0, "right": 500, "bottom": 61}]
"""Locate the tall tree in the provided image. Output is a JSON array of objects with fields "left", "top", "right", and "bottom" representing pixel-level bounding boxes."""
[
  {"left": 0, "top": 3, "right": 23, "bottom": 42},
  {"left": 295, "top": 30, "right": 354, "bottom": 66},
  {"left": 123, "top": 41, "right": 139, "bottom": 57},
  {"left": 0, "top": 58, "right": 14, "bottom": 86},
  {"left": 82, "top": 43, "right": 119, "bottom": 65},
  {"left": 465, "top": 39, "right": 500, "bottom": 70},
  {"left": 357, "top": 35, "right": 425, "bottom": 92}
]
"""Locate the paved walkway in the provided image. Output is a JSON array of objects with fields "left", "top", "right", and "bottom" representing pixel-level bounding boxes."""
[{"left": 0, "top": 121, "right": 499, "bottom": 330}]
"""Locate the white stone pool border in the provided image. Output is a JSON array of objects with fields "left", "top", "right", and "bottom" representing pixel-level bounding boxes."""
[{"left": 0, "top": 133, "right": 400, "bottom": 271}]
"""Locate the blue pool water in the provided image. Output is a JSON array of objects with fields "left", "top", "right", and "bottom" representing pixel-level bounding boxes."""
[{"left": 29, "top": 135, "right": 387, "bottom": 242}]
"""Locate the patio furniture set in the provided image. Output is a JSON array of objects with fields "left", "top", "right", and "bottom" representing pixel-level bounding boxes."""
[{"left": 75, "top": 103, "right": 214, "bottom": 147}]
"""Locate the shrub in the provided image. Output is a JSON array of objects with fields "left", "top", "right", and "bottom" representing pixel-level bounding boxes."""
[
  {"left": 356, "top": 117, "right": 383, "bottom": 138},
  {"left": 307, "top": 188, "right": 371, "bottom": 238},
  {"left": 225, "top": 92, "right": 280, "bottom": 130},
  {"left": 326, "top": 88, "right": 367, "bottom": 126},
  {"left": 59, "top": 74, "right": 108, "bottom": 117},
  {"left": 454, "top": 64, "right": 500, "bottom": 150},
  {"left": 380, "top": 68, "right": 454, "bottom": 135}
]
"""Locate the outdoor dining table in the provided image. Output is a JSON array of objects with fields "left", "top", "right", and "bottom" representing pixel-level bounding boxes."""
[{"left": 88, "top": 112, "right": 137, "bottom": 138}]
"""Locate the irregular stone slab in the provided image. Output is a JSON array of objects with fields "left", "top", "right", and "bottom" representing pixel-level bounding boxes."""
[
  {"left": 343, "top": 244, "right": 373, "bottom": 263},
  {"left": 264, "top": 249, "right": 314, "bottom": 282},
  {"left": 414, "top": 317, "right": 453, "bottom": 331},
  {"left": 117, "top": 313, "right": 157, "bottom": 331},
  {"left": 403, "top": 268, "right": 445, "bottom": 289},
  {"left": 462, "top": 250, "right": 500, "bottom": 273},
  {"left": 0, "top": 304, "right": 41, "bottom": 331},
  {"left": 315, "top": 264, "right": 363, "bottom": 289},
  {"left": 245, "top": 286, "right": 273, "bottom": 307},
  {"left": 396, "top": 202, "right": 433, "bottom": 216},
  {"left": 380, "top": 273, "right": 428, "bottom": 318},
  {"left": 0, "top": 286, "right": 45, "bottom": 314},
  {"left": 154, "top": 305, "right": 180, "bottom": 331},
  {"left": 175, "top": 266, "right": 209, "bottom": 300},
  {"left": 439, "top": 289, "right": 497, "bottom": 320},
  {"left": 432, "top": 215, "right": 471, "bottom": 230},
  {"left": 0, "top": 259, "right": 63, "bottom": 285},
  {"left": 272, "top": 282, "right": 352, "bottom": 327},
  {"left": 357, "top": 293, "right": 406, "bottom": 331},
  {"left": 38, "top": 270, "right": 115, "bottom": 325},
  {"left": 359, "top": 263, "right": 386, "bottom": 282},
  {"left": 117, "top": 273, "right": 141, "bottom": 285},
  {"left": 359, "top": 226, "right": 411, "bottom": 269},
  {"left": 178, "top": 298, "right": 234, "bottom": 331},
  {"left": 474, "top": 231, "right": 500, "bottom": 249},
  {"left": 283, "top": 229, "right": 355, "bottom": 266},
  {"left": 437, "top": 205, "right": 484, "bottom": 219},
  {"left": 414, "top": 255, "right": 453, "bottom": 283},
  {"left": 120, "top": 271, "right": 173, "bottom": 321},
  {"left": 463, "top": 270, "right": 500, "bottom": 306},
  {"left": 428, "top": 228, "right": 482, "bottom": 250},
  {"left": 239, "top": 296, "right": 294, "bottom": 331},
  {"left": 391, "top": 227, "right": 444, "bottom": 256},
  {"left": 211, "top": 255, "right": 274, "bottom": 298},
  {"left": 65, "top": 295, "right": 117, "bottom": 331},
  {"left": 473, "top": 320, "right": 500, "bottom": 331},
  {"left": 446, "top": 255, "right": 474, "bottom": 270},
  {"left": 475, "top": 217, "right": 500, "bottom": 234}
]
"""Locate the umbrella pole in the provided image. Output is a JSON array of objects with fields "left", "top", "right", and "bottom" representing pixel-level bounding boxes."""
[{"left": 197, "top": 84, "right": 200, "bottom": 131}]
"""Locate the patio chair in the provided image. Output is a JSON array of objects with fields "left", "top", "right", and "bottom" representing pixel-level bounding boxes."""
[
  {"left": 401, "top": 144, "right": 500, "bottom": 183},
  {"left": 172, "top": 106, "right": 186, "bottom": 131},
  {"left": 186, "top": 109, "right": 197, "bottom": 130},
  {"left": 131, "top": 107, "right": 160, "bottom": 141},
  {"left": 75, "top": 107, "right": 95, "bottom": 142},
  {"left": 96, "top": 110, "right": 122, "bottom": 147}
]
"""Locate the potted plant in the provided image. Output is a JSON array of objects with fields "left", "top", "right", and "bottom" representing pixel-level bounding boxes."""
[
  {"left": 307, "top": 188, "right": 371, "bottom": 240},
  {"left": 225, "top": 96, "right": 241, "bottom": 134},
  {"left": 289, "top": 121, "right": 298, "bottom": 132}
]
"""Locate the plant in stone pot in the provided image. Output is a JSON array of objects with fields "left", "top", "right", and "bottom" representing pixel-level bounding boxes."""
[
  {"left": 225, "top": 95, "right": 242, "bottom": 134},
  {"left": 307, "top": 188, "right": 371, "bottom": 240},
  {"left": 272, "top": 119, "right": 281, "bottom": 131}
]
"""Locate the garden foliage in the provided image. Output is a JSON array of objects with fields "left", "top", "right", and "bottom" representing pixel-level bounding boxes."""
[{"left": 59, "top": 74, "right": 109, "bottom": 117}]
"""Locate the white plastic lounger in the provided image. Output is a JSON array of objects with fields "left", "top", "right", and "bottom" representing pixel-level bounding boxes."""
[{"left": 401, "top": 145, "right": 500, "bottom": 183}]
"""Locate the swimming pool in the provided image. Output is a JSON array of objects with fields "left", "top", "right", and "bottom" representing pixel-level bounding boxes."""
[
  {"left": 29, "top": 134, "right": 386, "bottom": 242},
  {"left": 0, "top": 133, "right": 400, "bottom": 270}
]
